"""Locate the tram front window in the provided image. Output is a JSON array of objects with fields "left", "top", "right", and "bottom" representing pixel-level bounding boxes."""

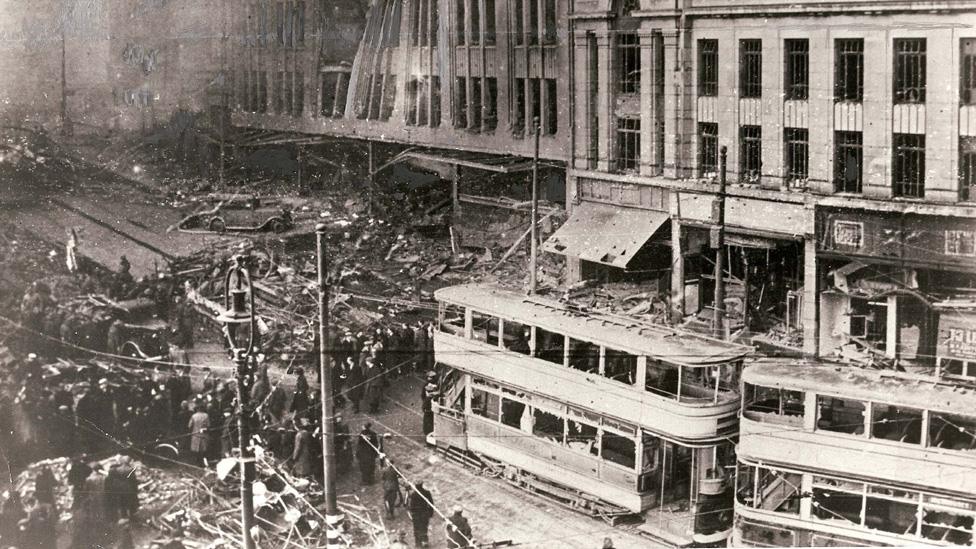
[
  {"left": 604, "top": 348, "right": 637, "bottom": 385},
  {"left": 471, "top": 311, "right": 499, "bottom": 345},
  {"left": 439, "top": 304, "right": 465, "bottom": 335},
  {"left": 568, "top": 338, "right": 599, "bottom": 373},
  {"left": 744, "top": 384, "right": 805, "bottom": 421},
  {"left": 601, "top": 432, "right": 636, "bottom": 469},
  {"left": 646, "top": 359, "right": 679, "bottom": 398}
]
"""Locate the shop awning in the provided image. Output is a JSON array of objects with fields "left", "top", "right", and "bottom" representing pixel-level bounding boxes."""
[{"left": 542, "top": 202, "right": 669, "bottom": 269}]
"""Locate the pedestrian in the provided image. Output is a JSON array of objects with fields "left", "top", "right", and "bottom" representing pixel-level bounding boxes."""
[
  {"left": 363, "top": 355, "right": 382, "bottom": 413},
  {"left": 67, "top": 457, "right": 93, "bottom": 509},
  {"left": 33, "top": 466, "right": 56, "bottom": 508},
  {"left": 601, "top": 537, "right": 615, "bottom": 549},
  {"left": 421, "top": 371, "right": 440, "bottom": 440},
  {"left": 345, "top": 357, "right": 364, "bottom": 414},
  {"left": 288, "top": 418, "right": 313, "bottom": 477},
  {"left": 381, "top": 459, "right": 400, "bottom": 518},
  {"left": 407, "top": 481, "right": 434, "bottom": 548},
  {"left": 188, "top": 403, "right": 210, "bottom": 466},
  {"left": 446, "top": 506, "right": 473, "bottom": 549},
  {"left": 290, "top": 367, "right": 309, "bottom": 417},
  {"left": 357, "top": 422, "right": 380, "bottom": 485},
  {"left": 335, "top": 415, "right": 352, "bottom": 475}
]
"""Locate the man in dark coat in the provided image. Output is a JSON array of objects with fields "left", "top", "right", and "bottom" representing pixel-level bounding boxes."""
[
  {"left": 446, "top": 507, "right": 473, "bottom": 549},
  {"left": 381, "top": 459, "right": 400, "bottom": 518},
  {"left": 421, "top": 371, "right": 441, "bottom": 439},
  {"left": 408, "top": 481, "right": 435, "bottom": 548},
  {"left": 357, "top": 423, "right": 380, "bottom": 485},
  {"left": 290, "top": 367, "right": 310, "bottom": 417}
]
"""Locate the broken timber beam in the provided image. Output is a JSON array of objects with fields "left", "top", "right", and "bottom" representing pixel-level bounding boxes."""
[{"left": 489, "top": 210, "right": 558, "bottom": 273}]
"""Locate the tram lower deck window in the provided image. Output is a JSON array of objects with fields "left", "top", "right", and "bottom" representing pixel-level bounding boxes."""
[
  {"left": 532, "top": 408, "right": 564, "bottom": 444},
  {"left": 864, "top": 495, "right": 918, "bottom": 536},
  {"left": 816, "top": 396, "right": 866, "bottom": 435},
  {"left": 601, "top": 432, "right": 636, "bottom": 469},
  {"left": 501, "top": 398, "right": 528, "bottom": 429},
  {"left": 566, "top": 419, "right": 598, "bottom": 455},
  {"left": 471, "top": 388, "right": 500, "bottom": 421},
  {"left": 921, "top": 507, "right": 975, "bottom": 545}
]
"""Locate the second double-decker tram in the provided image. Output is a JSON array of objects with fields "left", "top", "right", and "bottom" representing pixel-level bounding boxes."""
[{"left": 430, "top": 284, "right": 752, "bottom": 546}]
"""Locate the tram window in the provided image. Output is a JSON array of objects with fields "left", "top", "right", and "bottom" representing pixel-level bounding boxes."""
[
  {"left": 501, "top": 398, "right": 528, "bottom": 430},
  {"left": 736, "top": 462, "right": 756, "bottom": 506},
  {"left": 756, "top": 468, "right": 802, "bottom": 515},
  {"left": 812, "top": 487, "right": 864, "bottom": 525},
  {"left": 604, "top": 349, "right": 637, "bottom": 385},
  {"left": 566, "top": 419, "right": 598, "bottom": 455},
  {"left": 532, "top": 408, "right": 564, "bottom": 444},
  {"left": 534, "top": 327, "right": 565, "bottom": 364},
  {"left": 745, "top": 384, "right": 805, "bottom": 418},
  {"left": 502, "top": 319, "right": 531, "bottom": 355},
  {"left": 871, "top": 404, "right": 922, "bottom": 444},
  {"left": 928, "top": 412, "right": 976, "bottom": 450},
  {"left": 471, "top": 311, "right": 499, "bottom": 345},
  {"left": 439, "top": 304, "right": 465, "bottom": 335},
  {"left": 471, "top": 388, "right": 500, "bottom": 421},
  {"left": 645, "top": 359, "right": 679, "bottom": 398},
  {"left": 816, "top": 396, "right": 866, "bottom": 435},
  {"left": 921, "top": 505, "right": 975, "bottom": 545},
  {"left": 567, "top": 338, "right": 599, "bottom": 373},
  {"left": 941, "top": 358, "right": 968, "bottom": 377},
  {"left": 600, "top": 432, "right": 636, "bottom": 469},
  {"left": 864, "top": 494, "right": 918, "bottom": 536},
  {"left": 680, "top": 366, "right": 717, "bottom": 401}
]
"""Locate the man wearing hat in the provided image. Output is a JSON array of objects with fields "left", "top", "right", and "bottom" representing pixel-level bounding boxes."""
[
  {"left": 421, "top": 371, "right": 441, "bottom": 440},
  {"left": 446, "top": 506, "right": 473, "bottom": 549},
  {"left": 407, "top": 481, "right": 435, "bottom": 548},
  {"left": 357, "top": 422, "right": 380, "bottom": 484}
]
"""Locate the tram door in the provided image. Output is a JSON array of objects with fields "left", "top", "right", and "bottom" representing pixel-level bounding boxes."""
[
  {"left": 662, "top": 442, "right": 694, "bottom": 504},
  {"left": 433, "top": 372, "right": 468, "bottom": 450}
]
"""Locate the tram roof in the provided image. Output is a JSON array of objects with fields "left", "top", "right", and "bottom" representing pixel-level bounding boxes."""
[
  {"left": 434, "top": 284, "right": 752, "bottom": 366},
  {"left": 744, "top": 359, "right": 976, "bottom": 413}
]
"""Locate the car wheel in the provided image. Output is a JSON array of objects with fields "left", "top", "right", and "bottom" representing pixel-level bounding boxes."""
[{"left": 208, "top": 217, "right": 226, "bottom": 233}]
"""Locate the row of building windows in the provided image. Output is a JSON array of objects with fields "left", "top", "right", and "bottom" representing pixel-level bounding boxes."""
[
  {"left": 453, "top": 76, "right": 496, "bottom": 131},
  {"left": 695, "top": 37, "right": 976, "bottom": 105},
  {"left": 694, "top": 124, "right": 934, "bottom": 198},
  {"left": 244, "top": 1, "right": 306, "bottom": 48},
  {"left": 513, "top": 0, "right": 557, "bottom": 46},
  {"left": 411, "top": 0, "right": 439, "bottom": 47},
  {"left": 455, "top": 0, "right": 496, "bottom": 45}
]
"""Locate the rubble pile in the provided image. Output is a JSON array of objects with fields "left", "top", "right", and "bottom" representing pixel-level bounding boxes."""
[{"left": 559, "top": 280, "right": 670, "bottom": 324}]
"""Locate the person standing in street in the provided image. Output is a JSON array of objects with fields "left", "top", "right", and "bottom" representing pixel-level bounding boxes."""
[
  {"left": 408, "top": 481, "right": 435, "bottom": 548},
  {"left": 188, "top": 403, "right": 210, "bottom": 466},
  {"left": 381, "top": 459, "right": 400, "bottom": 518},
  {"left": 421, "top": 371, "right": 441, "bottom": 441},
  {"left": 357, "top": 422, "right": 380, "bottom": 485},
  {"left": 446, "top": 506, "right": 473, "bottom": 549}
]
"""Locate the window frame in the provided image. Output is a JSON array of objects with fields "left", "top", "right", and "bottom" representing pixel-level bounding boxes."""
[
  {"left": 616, "top": 117, "right": 641, "bottom": 173},
  {"left": 963, "top": 38, "right": 976, "bottom": 105},
  {"left": 698, "top": 122, "right": 719, "bottom": 179},
  {"left": 698, "top": 39, "right": 718, "bottom": 97},
  {"left": 739, "top": 39, "right": 762, "bottom": 99},
  {"left": 892, "top": 133, "right": 926, "bottom": 198},
  {"left": 784, "top": 127, "right": 809, "bottom": 186},
  {"left": 784, "top": 38, "right": 809, "bottom": 101},
  {"left": 834, "top": 130, "right": 863, "bottom": 194},
  {"left": 834, "top": 38, "right": 864, "bottom": 102},
  {"left": 893, "top": 38, "right": 927, "bottom": 104},
  {"left": 617, "top": 32, "right": 641, "bottom": 95},
  {"left": 960, "top": 136, "right": 976, "bottom": 202},
  {"left": 738, "top": 124, "right": 762, "bottom": 183}
]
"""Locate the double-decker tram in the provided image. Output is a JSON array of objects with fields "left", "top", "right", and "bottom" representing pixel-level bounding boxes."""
[
  {"left": 430, "top": 284, "right": 752, "bottom": 546},
  {"left": 735, "top": 360, "right": 976, "bottom": 547}
]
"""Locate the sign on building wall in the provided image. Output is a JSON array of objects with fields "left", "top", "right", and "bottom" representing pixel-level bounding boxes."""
[{"left": 938, "top": 311, "right": 976, "bottom": 361}]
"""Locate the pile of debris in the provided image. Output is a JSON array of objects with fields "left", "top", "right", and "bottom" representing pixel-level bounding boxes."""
[{"left": 559, "top": 280, "right": 669, "bottom": 324}]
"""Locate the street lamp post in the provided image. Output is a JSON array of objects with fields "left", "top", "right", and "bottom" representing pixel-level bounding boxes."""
[{"left": 216, "top": 254, "right": 258, "bottom": 549}]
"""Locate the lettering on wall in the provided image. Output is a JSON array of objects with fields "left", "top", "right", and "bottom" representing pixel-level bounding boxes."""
[{"left": 121, "top": 44, "right": 159, "bottom": 74}]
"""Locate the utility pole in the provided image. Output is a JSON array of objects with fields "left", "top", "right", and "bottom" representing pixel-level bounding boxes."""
[
  {"left": 529, "top": 117, "right": 540, "bottom": 294},
  {"left": 713, "top": 146, "right": 727, "bottom": 340},
  {"left": 367, "top": 140, "right": 375, "bottom": 216},
  {"left": 234, "top": 348, "right": 256, "bottom": 549},
  {"left": 60, "top": 25, "right": 72, "bottom": 136},
  {"left": 316, "top": 224, "right": 344, "bottom": 548}
]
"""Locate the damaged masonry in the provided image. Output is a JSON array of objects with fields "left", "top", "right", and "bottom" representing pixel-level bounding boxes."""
[{"left": 2, "top": 0, "right": 976, "bottom": 548}]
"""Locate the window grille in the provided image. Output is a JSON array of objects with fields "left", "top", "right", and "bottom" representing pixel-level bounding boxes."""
[
  {"left": 617, "top": 33, "right": 640, "bottom": 95},
  {"left": 616, "top": 118, "right": 641, "bottom": 173},
  {"left": 893, "top": 133, "right": 925, "bottom": 198},
  {"left": 739, "top": 39, "right": 762, "bottom": 98},
  {"left": 698, "top": 39, "right": 718, "bottom": 97},
  {"left": 834, "top": 39, "right": 863, "bottom": 102},
  {"left": 738, "top": 125, "right": 761, "bottom": 182},
  {"left": 834, "top": 131, "right": 863, "bottom": 193},
  {"left": 894, "top": 38, "right": 926, "bottom": 104},
  {"left": 784, "top": 39, "right": 809, "bottom": 100},
  {"left": 698, "top": 122, "right": 718, "bottom": 178},
  {"left": 784, "top": 127, "right": 808, "bottom": 186}
]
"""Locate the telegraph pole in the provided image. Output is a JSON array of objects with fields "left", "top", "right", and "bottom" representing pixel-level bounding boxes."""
[
  {"left": 316, "top": 223, "right": 344, "bottom": 548},
  {"left": 713, "top": 146, "right": 728, "bottom": 340},
  {"left": 60, "top": 26, "right": 72, "bottom": 136},
  {"left": 529, "top": 117, "right": 540, "bottom": 294},
  {"left": 234, "top": 348, "right": 256, "bottom": 549}
]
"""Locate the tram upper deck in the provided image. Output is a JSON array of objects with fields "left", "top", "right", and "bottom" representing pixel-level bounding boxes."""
[
  {"left": 739, "top": 360, "right": 976, "bottom": 497},
  {"left": 433, "top": 284, "right": 753, "bottom": 442}
]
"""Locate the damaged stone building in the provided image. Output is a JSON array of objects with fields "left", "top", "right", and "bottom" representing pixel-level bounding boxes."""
[{"left": 228, "top": 0, "right": 976, "bottom": 369}]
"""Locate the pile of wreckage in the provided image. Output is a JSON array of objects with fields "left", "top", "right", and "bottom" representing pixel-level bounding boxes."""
[{"left": 14, "top": 450, "right": 400, "bottom": 548}]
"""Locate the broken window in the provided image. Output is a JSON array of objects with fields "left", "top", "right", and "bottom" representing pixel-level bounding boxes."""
[
  {"left": 835, "top": 38, "right": 863, "bottom": 102},
  {"left": 756, "top": 467, "right": 802, "bottom": 514},
  {"left": 816, "top": 396, "right": 866, "bottom": 435},
  {"left": 529, "top": 78, "right": 541, "bottom": 129},
  {"left": 484, "top": 0, "right": 496, "bottom": 45},
  {"left": 469, "top": 0, "right": 480, "bottom": 45},
  {"left": 739, "top": 125, "right": 761, "bottom": 183},
  {"left": 784, "top": 127, "right": 808, "bottom": 185},
  {"left": 501, "top": 319, "right": 531, "bottom": 355},
  {"left": 834, "top": 130, "right": 863, "bottom": 193},
  {"left": 928, "top": 411, "right": 976, "bottom": 451},
  {"left": 276, "top": 2, "right": 285, "bottom": 45},
  {"left": 258, "top": 71, "right": 268, "bottom": 113},
  {"left": 471, "top": 388, "right": 500, "bottom": 421},
  {"left": 812, "top": 477, "right": 865, "bottom": 526},
  {"left": 601, "top": 431, "right": 635, "bottom": 470},
  {"left": 698, "top": 39, "right": 718, "bottom": 97},
  {"left": 566, "top": 418, "right": 598, "bottom": 455},
  {"left": 865, "top": 487, "right": 919, "bottom": 536},
  {"left": 471, "top": 311, "right": 499, "bottom": 345},
  {"left": 321, "top": 72, "right": 339, "bottom": 117},
  {"left": 283, "top": 71, "right": 294, "bottom": 115},
  {"left": 534, "top": 327, "right": 565, "bottom": 365},
  {"left": 454, "top": 77, "right": 467, "bottom": 128},
  {"left": 295, "top": 1, "right": 305, "bottom": 46},
  {"left": 784, "top": 39, "right": 809, "bottom": 100},
  {"left": 698, "top": 122, "right": 718, "bottom": 178},
  {"left": 512, "top": 78, "right": 526, "bottom": 136},
  {"left": 743, "top": 384, "right": 805, "bottom": 421},
  {"left": 274, "top": 71, "right": 285, "bottom": 113},
  {"left": 567, "top": 338, "right": 599, "bottom": 374},
  {"left": 736, "top": 461, "right": 756, "bottom": 506},
  {"left": 921, "top": 496, "right": 976, "bottom": 545},
  {"left": 501, "top": 397, "right": 528, "bottom": 430},
  {"left": 616, "top": 118, "right": 640, "bottom": 173},
  {"left": 680, "top": 366, "right": 721, "bottom": 402},
  {"left": 893, "top": 133, "right": 925, "bottom": 198},
  {"left": 604, "top": 349, "right": 636, "bottom": 385},
  {"left": 960, "top": 137, "right": 976, "bottom": 202},
  {"left": 532, "top": 408, "right": 564, "bottom": 444},
  {"left": 645, "top": 359, "right": 679, "bottom": 398},
  {"left": 894, "top": 38, "right": 926, "bottom": 103},
  {"left": 417, "top": 77, "right": 429, "bottom": 125},
  {"left": 871, "top": 404, "right": 922, "bottom": 444},
  {"left": 528, "top": 0, "right": 539, "bottom": 45},
  {"left": 617, "top": 33, "right": 640, "bottom": 95},
  {"left": 438, "top": 303, "right": 465, "bottom": 335},
  {"left": 739, "top": 39, "right": 762, "bottom": 98}
]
